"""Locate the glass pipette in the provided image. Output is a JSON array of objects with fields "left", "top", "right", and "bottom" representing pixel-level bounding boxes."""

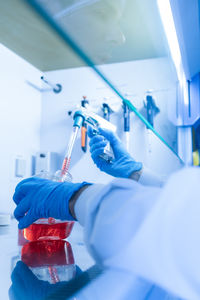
[{"left": 61, "top": 126, "right": 79, "bottom": 177}]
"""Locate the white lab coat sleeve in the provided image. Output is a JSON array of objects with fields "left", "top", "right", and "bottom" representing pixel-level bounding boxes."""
[
  {"left": 74, "top": 178, "right": 161, "bottom": 265},
  {"left": 138, "top": 166, "right": 167, "bottom": 187},
  {"left": 71, "top": 268, "right": 159, "bottom": 300},
  {"left": 104, "top": 167, "right": 200, "bottom": 300}
]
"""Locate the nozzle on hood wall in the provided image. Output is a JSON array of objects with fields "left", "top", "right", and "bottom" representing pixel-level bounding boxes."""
[
  {"left": 102, "top": 103, "right": 113, "bottom": 121},
  {"left": 123, "top": 102, "right": 130, "bottom": 132},
  {"left": 144, "top": 95, "right": 160, "bottom": 128},
  {"left": 122, "top": 102, "right": 131, "bottom": 151},
  {"left": 81, "top": 96, "right": 89, "bottom": 108},
  {"left": 41, "top": 76, "right": 62, "bottom": 94},
  {"left": 81, "top": 96, "right": 89, "bottom": 153}
]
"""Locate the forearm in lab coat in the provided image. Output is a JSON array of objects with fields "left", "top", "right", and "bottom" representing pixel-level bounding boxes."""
[
  {"left": 131, "top": 166, "right": 167, "bottom": 187},
  {"left": 104, "top": 167, "right": 200, "bottom": 300},
  {"left": 74, "top": 178, "right": 161, "bottom": 265}
]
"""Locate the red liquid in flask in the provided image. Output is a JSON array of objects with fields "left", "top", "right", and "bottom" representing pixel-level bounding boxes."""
[
  {"left": 23, "top": 220, "right": 74, "bottom": 241},
  {"left": 23, "top": 157, "right": 74, "bottom": 242}
]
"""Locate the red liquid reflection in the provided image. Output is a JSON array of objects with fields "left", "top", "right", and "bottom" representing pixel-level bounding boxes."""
[
  {"left": 21, "top": 240, "right": 75, "bottom": 284},
  {"left": 21, "top": 240, "right": 75, "bottom": 267},
  {"left": 23, "top": 221, "right": 74, "bottom": 241}
]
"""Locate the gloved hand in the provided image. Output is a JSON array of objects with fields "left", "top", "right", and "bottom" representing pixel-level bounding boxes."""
[
  {"left": 9, "top": 261, "right": 82, "bottom": 300},
  {"left": 88, "top": 127, "right": 142, "bottom": 178},
  {"left": 9, "top": 261, "right": 59, "bottom": 300},
  {"left": 13, "top": 177, "right": 90, "bottom": 229}
]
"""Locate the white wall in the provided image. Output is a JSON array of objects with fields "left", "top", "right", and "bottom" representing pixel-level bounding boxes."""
[
  {"left": 0, "top": 51, "right": 182, "bottom": 213},
  {"left": 40, "top": 57, "right": 182, "bottom": 184},
  {"left": 0, "top": 44, "right": 42, "bottom": 213}
]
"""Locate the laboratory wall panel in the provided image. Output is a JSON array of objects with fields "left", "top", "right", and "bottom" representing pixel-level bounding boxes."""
[
  {"left": 0, "top": 44, "right": 42, "bottom": 213},
  {"left": 40, "top": 57, "right": 182, "bottom": 184}
]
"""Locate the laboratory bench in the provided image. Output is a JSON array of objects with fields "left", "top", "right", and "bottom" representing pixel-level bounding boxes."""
[{"left": 0, "top": 218, "right": 102, "bottom": 300}]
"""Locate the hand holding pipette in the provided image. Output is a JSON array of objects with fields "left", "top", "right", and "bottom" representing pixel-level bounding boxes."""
[{"left": 88, "top": 127, "right": 142, "bottom": 178}]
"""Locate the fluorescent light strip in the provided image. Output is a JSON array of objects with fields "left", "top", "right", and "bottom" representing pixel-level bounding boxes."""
[
  {"left": 157, "top": 0, "right": 181, "bottom": 77},
  {"left": 157, "top": 0, "right": 188, "bottom": 106}
]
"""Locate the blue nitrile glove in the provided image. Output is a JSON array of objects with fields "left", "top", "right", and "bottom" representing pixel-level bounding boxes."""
[
  {"left": 13, "top": 177, "right": 90, "bottom": 229},
  {"left": 9, "top": 261, "right": 63, "bottom": 300},
  {"left": 9, "top": 261, "right": 82, "bottom": 300},
  {"left": 88, "top": 127, "right": 142, "bottom": 178}
]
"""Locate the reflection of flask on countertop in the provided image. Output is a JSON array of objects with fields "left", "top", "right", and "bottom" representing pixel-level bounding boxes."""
[
  {"left": 21, "top": 240, "right": 76, "bottom": 283},
  {"left": 23, "top": 171, "right": 74, "bottom": 242}
]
